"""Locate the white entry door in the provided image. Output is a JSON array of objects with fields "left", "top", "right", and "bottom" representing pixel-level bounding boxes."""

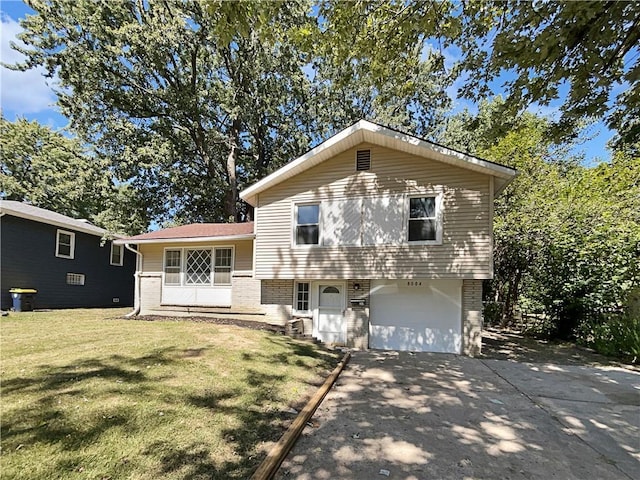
[{"left": 315, "top": 283, "right": 345, "bottom": 344}]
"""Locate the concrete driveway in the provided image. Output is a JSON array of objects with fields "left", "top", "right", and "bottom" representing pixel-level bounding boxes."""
[{"left": 277, "top": 350, "right": 640, "bottom": 480}]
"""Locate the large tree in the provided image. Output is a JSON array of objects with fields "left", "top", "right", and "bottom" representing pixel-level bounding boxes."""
[
  {"left": 0, "top": 115, "right": 150, "bottom": 234},
  {"left": 11, "top": 1, "right": 462, "bottom": 226},
  {"left": 320, "top": 0, "right": 640, "bottom": 149},
  {"left": 12, "top": 0, "right": 316, "bottom": 224},
  {"left": 441, "top": 101, "right": 640, "bottom": 339},
  {"left": 0, "top": 115, "right": 107, "bottom": 219}
]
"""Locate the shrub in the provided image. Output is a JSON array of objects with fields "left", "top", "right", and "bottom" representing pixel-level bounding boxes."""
[{"left": 578, "top": 314, "right": 640, "bottom": 361}]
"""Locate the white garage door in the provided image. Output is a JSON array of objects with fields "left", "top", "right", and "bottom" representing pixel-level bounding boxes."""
[{"left": 369, "top": 279, "right": 462, "bottom": 353}]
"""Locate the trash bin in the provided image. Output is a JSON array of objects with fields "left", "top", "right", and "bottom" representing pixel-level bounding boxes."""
[{"left": 9, "top": 288, "right": 37, "bottom": 312}]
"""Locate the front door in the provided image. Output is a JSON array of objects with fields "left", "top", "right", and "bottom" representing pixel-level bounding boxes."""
[{"left": 316, "top": 283, "right": 345, "bottom": 344}]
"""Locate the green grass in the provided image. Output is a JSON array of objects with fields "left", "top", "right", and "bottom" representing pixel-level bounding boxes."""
[{"left": 0, "top": 309, "right": 339, "bottom": 479}]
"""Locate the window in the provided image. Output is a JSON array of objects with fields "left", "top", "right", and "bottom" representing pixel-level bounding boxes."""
[
  {"left": 295, "top": 282, "right": 310, "bottom": 312},
  {"left": 322, "top": 286, "right": 340, "bottom": 294},
  {"left": 186, "top": 249, "right": 211, "bottom": 285},
  {"left": 164, "top": 247, "right": 234, "bottom": 286},
  {"left": 214, "top": 248, "right": 232, "bottom": 285},
  {"left": 295, "top": 204, "right": 320, "bottom": 245},
  {"left": 56, "top": 230, "right": 75, "bottom": 259},
  {"left": 164, "top": 250, "right": 182, "bottom": 285},
  {"left": 408, "top": 196, "right": 439, "bottom": 242},
  {"left": 66, "top": 273, "right": 85, "bottom": 285},
  {"left": 110, "top": 243, "right": 123, "bottom": 266}
]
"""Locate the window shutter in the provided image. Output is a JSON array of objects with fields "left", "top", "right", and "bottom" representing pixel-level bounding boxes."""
[{"left": 356, "top": 150, "right": 371, "bottom": 171}]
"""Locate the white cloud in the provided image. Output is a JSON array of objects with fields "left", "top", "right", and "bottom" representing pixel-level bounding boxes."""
[{"left": 1, "top": 14, "right": 58, "bottom": 114}]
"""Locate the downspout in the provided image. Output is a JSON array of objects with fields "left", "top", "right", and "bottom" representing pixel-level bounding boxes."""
[{"left": 124, "top": 243, "right": 143, "bottom": 317}]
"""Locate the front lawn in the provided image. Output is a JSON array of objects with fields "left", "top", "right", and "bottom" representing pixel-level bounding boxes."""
[{"left": 0, "top": 309, "right": 339, "bottom": 479}]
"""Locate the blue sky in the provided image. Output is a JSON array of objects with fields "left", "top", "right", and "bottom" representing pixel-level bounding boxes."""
[{"left": 1, "top": 1, "right": 614, "bottom": 163}]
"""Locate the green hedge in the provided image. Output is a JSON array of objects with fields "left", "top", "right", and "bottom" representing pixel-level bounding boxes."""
[{"left": 578, "top": 315, "right": 640, "bottom": 361}]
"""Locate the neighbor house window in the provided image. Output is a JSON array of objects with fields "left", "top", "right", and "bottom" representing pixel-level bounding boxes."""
[
  {"left": 56, "top": 230, "right": 75, "bottom": 259},
  {"left": 408, "top": 196, "right": 439, "bottom": 242},
  {"left": 214, "top": 248, "right": 232, "bottom": 285},
  {"left": 164, "top": 249, "right": 182, "bottom": 285},
  {"left": 295, "top": 204, "right": 320, "bottom": 245},
  {"left": 110, "top": 243, "right": 124, "bottom": 266},
  {"left": 66, "top": 273, "right": 85, "bottom": 285},
  {"left": 295, "top": 282, "right": 310, "bottom": 313},
  {"left": 186, "top": 249, "right": 211, "bottom": 285}
]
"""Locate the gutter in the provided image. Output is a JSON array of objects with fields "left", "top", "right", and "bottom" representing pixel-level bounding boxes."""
[
  {"left": 113, "top": 233, "right": 255, "bottom": 245},
  {"left": 124, "top": 243, "right": 143, "bottom": 317}
]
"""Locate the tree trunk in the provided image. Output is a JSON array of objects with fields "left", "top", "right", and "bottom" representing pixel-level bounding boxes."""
[
  {"left": 225, "top": 119, "right": 241, "bottom": 222},
  {"left": 502, "top": 269, "right": 522, "bottom": 328}
]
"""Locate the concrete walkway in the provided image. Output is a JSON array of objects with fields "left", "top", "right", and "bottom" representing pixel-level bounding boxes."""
[{"left": 277, "top": 351, "right": 640, "bottom": 480}]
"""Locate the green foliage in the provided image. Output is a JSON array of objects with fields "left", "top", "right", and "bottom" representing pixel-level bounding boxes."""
[
  {"left": 314, "top": 0, "right": 453, "bottom": 139},
  {"left": 0, "top": 115, "right": 106, "bottom": 219},
  {"left": 320, "top": 0, "right": 640, "bottom": 150},
  {"left": 531, "top": 154, "right": 640, "bottom": 338},
  {"left": 578, "top": 315, "right": 640, "bottom": 360},
  {"left": 443, "top": 100, "right": 639, "bottom": 351},
  {"left": 0, "top": 115, "right": 149, "bottom": 235},
  {"left": 457, "top": 1, "right": 640, "bottom": 148},
  {"left": 14, "top": 0, "right": 317, "bottom": 223}
]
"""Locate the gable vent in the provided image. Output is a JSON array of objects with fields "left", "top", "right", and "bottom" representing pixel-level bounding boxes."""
[{"left": 356, "top": 150, "right": 371, "bottom": 171}]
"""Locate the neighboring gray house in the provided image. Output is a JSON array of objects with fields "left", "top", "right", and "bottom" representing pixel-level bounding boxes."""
[
  {"left": 118, "top": 121, "right": 517, "bottom": 355},
  {"left": 1, "top": 201, "right": 136, "bottom": 310}
]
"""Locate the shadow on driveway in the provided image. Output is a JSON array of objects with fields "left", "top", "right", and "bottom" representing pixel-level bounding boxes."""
[{"left": 278, "top": 347, "right": 639, "bottom": 480}]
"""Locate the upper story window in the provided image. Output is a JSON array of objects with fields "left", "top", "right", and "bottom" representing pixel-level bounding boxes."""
[
  {"left": 110, "top": 243, "right": 124, "bottom": 266},
  {"left": 56, "top": 230, "right": 75, "bottom": 259},
  {"left": 295, "top": 204, "right": 320, "bottom": 245},
  {"left": 408, "top": 195, "right": 441, "bottom": 243}
]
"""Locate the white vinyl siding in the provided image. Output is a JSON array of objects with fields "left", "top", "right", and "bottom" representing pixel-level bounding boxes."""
[
  {"left": 362, "top": 194, "right": 404, "bottom": 246},
  {"left": 322, "top": 199, "right": 361, "bottom": 246},
  {"left": 254, "top": 143, "right": 492, "bottom": 279}
]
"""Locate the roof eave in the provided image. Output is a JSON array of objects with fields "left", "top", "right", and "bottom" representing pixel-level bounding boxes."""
[
  {"left": 115, "top": 233, "right": 255, "bottom": 245},
  {"left": 240, "top": 121, "right": 368, "bottom": 206},
  {"left": 1, "top": 207, "right": 113, "bottom": 237},
  {"left": 239, "top": 120, "right": 517, "bottom": 205}
]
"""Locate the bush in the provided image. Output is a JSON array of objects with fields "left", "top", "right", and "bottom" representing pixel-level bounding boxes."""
[
  {"left": 578, "top": 315, "right": 640, "bottom": 361},
  {"left": 483, "top": 301, "right": 503, "bottom": 326}
]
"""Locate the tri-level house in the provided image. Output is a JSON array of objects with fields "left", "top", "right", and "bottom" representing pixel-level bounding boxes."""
[
  {"left": 118, "top": 121, "right": 516, "bottom": 355},
  {"left": 1, "top": 201, "right": 136, "bottom": 310}
]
